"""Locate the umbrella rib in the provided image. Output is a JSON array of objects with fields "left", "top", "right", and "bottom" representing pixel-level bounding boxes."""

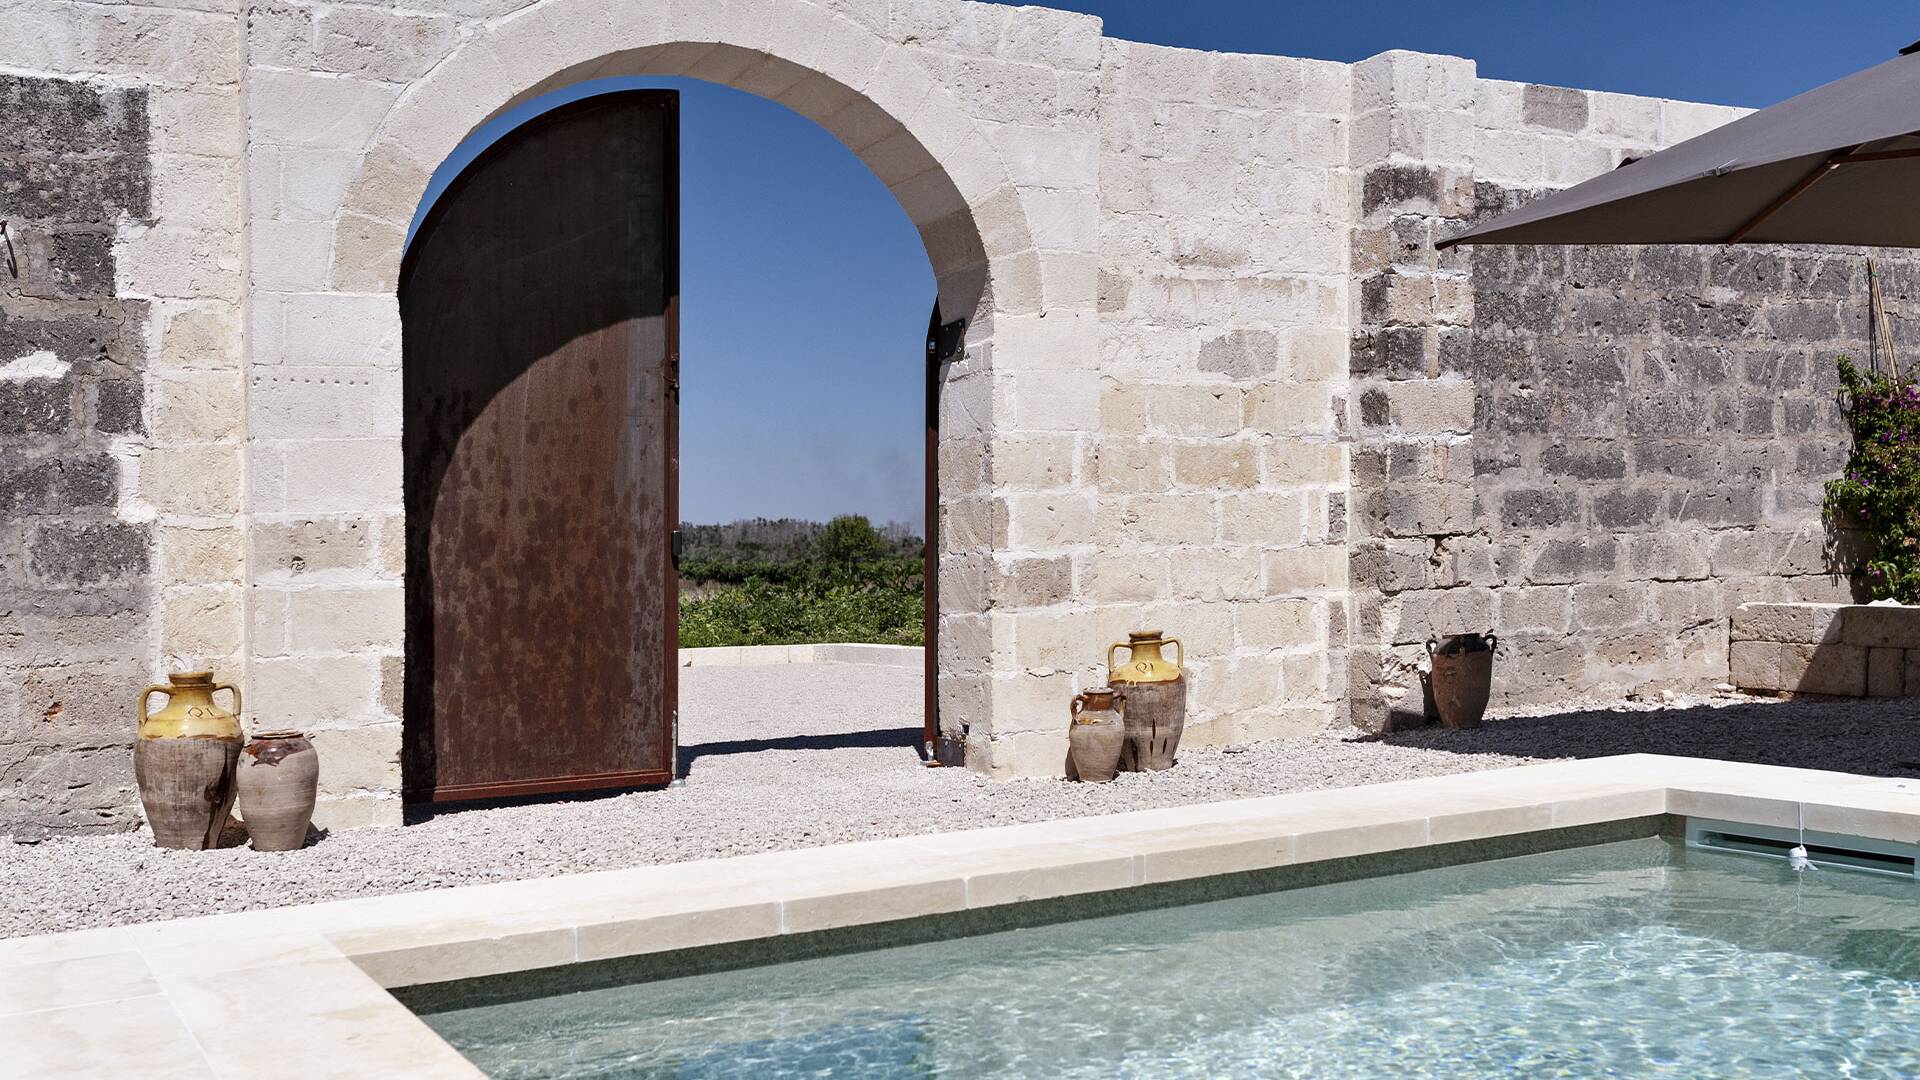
[
  {"left": 1725, "top": 145, "right": 1861, "bottom": 244},
  {"left": 1830, "top": 146, "right": 1920, "bottom": 163}
]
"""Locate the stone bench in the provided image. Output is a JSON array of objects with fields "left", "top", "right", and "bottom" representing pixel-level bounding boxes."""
[{"left": 1730, "top": 602, "right": 1920, "bottom": 697}]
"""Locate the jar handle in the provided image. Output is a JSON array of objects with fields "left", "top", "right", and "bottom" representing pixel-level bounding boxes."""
[
  {"left": 1112, "top": 690, "right": 1126, "bottom": 715},
  {"left": 1070, "top": 693, "right": 1084, "bottom": 725},
  {"left": 1164, "top": 638, "right": 1182, "bottom": 670},
  {"left": 214, "top": 682, "right": 243, "bottom": 721},
  {"left": 137, "top": 684, "right": 171, "bottom": 731},
  {"left": 1107, "top": 642, "right": 1130, "bottom": 680}
]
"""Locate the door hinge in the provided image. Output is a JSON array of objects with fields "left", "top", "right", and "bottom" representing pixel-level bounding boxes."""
[
  {"left": 670, "top": 708, "right": 686, "bottom": 787},
  {"left": 926, "top": 317, "right": 966, "bottom": 365},
  {"left": 670, "top": 528, "right": 683, "bottom": 570}
]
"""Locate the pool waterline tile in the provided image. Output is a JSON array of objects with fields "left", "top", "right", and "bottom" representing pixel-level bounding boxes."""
[{"left": 12, "top": 754, "right": 1920, "bottom": 1078}]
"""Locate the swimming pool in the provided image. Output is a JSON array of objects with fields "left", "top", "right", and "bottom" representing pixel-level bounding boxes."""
[{"left": 410, "top": 836, "right": 1920, "bottom": 1078}]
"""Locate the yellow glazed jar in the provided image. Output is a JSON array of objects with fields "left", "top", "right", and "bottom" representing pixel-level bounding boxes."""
[
  {"left": 134, "top": 672, "right": 244, "bottom": 850},
  {"left": 138, "top": 671, "right": 243, "bottom": 741},
  {"left": 1106, "top": 631, "right": 1187, "bottom": 771},
  {"left": 1108, "top": 630, "right": 1183, "bottom": 684}
]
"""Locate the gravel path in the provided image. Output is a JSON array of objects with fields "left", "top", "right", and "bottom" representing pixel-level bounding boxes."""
[{"left": 3, "top": 664, "right": 1916, "bottom": 940}]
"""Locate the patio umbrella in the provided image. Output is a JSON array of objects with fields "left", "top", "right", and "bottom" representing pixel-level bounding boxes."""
[{"left": 1438, "top": 43, "right": 1920, "bottom": 250}]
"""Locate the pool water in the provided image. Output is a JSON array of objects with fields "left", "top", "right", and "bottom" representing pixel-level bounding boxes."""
[{"left": 415, "top": 838, "right": 1920, "bottom": 1078}]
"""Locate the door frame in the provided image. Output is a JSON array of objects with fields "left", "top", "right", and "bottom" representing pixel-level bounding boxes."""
[{"left": 398, "top": 89, "right": 682, "bottom": 803}]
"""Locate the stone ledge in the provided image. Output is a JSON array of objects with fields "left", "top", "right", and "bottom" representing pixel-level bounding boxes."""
[{"left": 1731, "top": 602, "right": 1920, "bottom": 698}]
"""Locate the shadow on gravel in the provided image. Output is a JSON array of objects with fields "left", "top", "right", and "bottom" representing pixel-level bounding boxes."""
[
  {"left": 1357, "top": 696, "right": 1920, "bottom": 779},
  {"left": 677, "top": 726, "right": 927, "bottom": 778}
]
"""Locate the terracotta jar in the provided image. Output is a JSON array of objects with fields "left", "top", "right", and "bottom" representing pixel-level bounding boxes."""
[
  {"left": 134, "top": 672, "right": 243, "bottom": 850},
  {"left": 1068, "top": 687, "right": 1127, "bottom": 783},
  {"left": 1425, "top": 633, "right": 1498, "bottom": 730},
  {"left": 236, "top": 731, "right": 319, "bottom": 851},
  {"left": 1108, "top": 630, "right": 1186, "bottom": 771}
]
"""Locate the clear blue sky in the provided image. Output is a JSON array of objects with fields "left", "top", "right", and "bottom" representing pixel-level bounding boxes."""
[{"left": 413, "top": 2, "right": 1916, "bottom": 532}]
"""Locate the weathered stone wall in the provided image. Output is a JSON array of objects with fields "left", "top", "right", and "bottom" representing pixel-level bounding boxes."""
[
  {"left": 0, "top": 76, "right": 153, "bottom": 834},
  {"left": 1464, "top": 212, "right": 1898, "bottom": 707},
  {"left": 0, "top": 2, "right": 243, "bottom": 835},
  {"left": 1346, "top": 68, "right": 1904, "bottom": 724}
]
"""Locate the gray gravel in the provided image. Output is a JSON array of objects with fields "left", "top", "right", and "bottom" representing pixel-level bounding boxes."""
[{"left": 4, "top": 664, "right": 1916, "bottom": 940}]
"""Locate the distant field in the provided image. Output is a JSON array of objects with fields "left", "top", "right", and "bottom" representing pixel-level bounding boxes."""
[{"left": 677, "top": 516, "right": 924, "bottom": 647}]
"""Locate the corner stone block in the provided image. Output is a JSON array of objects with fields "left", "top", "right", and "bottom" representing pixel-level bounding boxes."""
[
  {"left": 139, "top": 445, "right": 243, "bottom": 516},
  {"left": 1777, "top": 642, "right": 1867, "bottom": 697},
  {"left": 1728, "top": 640, "right": 1780, "bottom": 691},
  {"left": 1732, "top": 602, "right": 1843, "bottom": 645},
  {"left": 249, "top": 70, "right": 399, "bottom": 151},
  {"left": 1867, "top": 647, "right": 1904, "bottom": 698},
  {"left": 305, "top": 724, "right": 402, "bottom": 796},
  {"left": 250, "top": 654, "right": 382, "bottom": 729},
  {"left": 983, "top": 729, "right": 1069, "bottom": 779},
  {"left": 285, "top": 585, "right": 405, "bottom": 653},
  {"left": 312, "top": 794, "right": 402, "bottom": 829},
  {"left": 278, "top": 439, "right": 403, "bottom": 513},
  {"left": 1841, "top": 605, "right": 1920, "bottom": 650}
]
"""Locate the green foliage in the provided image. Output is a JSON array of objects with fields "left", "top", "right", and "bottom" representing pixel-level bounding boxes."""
[
  {"left": 1824, "top": 356, "right": 1920, "bottom": 602},
  {"left": 679, "top": 573, "right": 923, "bottom": 648},
  {"left": 813, "top": 514, "right": 888, "bottom": 565},
  {"left": 678, "top": 517, "right": 924, "bottom": 647}
]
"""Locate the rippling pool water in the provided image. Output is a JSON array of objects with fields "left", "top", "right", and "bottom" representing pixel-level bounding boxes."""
[{"left": 416, "top": 838, "right": 1920, "bottom": 1078}]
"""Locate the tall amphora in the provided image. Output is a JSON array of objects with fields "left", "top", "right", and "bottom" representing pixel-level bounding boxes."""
[
  {"left": 1108, "top": 630, "right": 1186, "bottom": 771},
  {"left": 134, "top": 672, "right": 243, "bottom": 850}
]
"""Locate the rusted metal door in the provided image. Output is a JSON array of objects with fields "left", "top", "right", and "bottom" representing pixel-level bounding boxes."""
[
  {"left": 925, "top": 304, "right": 965, "bottom": 766},
  {"left": 400, "top": 91, "right": 679, "bottom": 802}
]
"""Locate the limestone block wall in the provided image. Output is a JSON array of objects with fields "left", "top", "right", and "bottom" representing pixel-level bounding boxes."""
[
  {"left": 1091, "top": 41, "right": 1352, "bottom": 751},
  {"left": 1732, "top": 602, "right": 1920, "bottom": 698},
  {"left": 0, "top": 4, "right": 243, "bottom": 835}
]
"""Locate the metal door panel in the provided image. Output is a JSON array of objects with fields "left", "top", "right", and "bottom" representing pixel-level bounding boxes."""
[{"left": 400, "top": 91, "right": 679, "bottom": 802}]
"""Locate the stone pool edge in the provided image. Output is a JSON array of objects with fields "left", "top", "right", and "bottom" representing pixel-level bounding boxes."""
[{"left": 4, "top": 754, "right": 1917, "bottom": 1078}]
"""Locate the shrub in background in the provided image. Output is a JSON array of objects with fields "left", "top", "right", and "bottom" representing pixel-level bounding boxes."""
[
  {"left": 1824, "top": 356, "right": 1920, "bottom": 602},
  {"left": 678, "top": 514, "right": 924, "bottom": 647}
]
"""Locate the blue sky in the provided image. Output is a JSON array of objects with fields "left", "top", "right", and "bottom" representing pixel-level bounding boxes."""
[{"left": 414, "top": 2, "right": 1916, "bottom": 531}]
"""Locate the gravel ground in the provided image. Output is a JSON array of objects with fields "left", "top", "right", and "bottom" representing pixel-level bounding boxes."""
[{"left": 3, "top": 664, "right": 1916, "bottom": 939}]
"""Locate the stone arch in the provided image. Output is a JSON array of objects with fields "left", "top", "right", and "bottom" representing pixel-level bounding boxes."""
[
  {"left": 304, "top": 0, "right": 1034, "bottom": 777},
  {"left": 333, "top": 0, "right": 1045, "bottom": 325}
]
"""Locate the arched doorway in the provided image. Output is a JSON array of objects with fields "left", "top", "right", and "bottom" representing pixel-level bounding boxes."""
[
  {"left": 399, "top": 69, "right": 975, "bottom": 801},
  {"left": 305, "top": 11, "right": 1047, "bottom": 797}
]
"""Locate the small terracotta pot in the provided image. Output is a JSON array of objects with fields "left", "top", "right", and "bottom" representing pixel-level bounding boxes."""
[
  {"left": 1426, "top": 633, "right": 1497, "bottom": 730},
  {"left": 1069, "top": 687, "right": 1127, "bottom": 783},
  {"left": 235, "top": 731, "right": 319, "bottom": 851}
]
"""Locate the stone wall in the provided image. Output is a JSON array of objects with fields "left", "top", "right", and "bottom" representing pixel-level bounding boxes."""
[
  {"left": 1732, "top": 602, "right": 1920, "bottom": 698},
  {"left": 0, "top": 1, "right": 243, "bottom": 835},
  {"left": 1464, "top": 212, "right": 1898, "bottom": 707},
  {"left": 1092, "top": 41, "right": 1352, "bottom": 749},
  {"left": 2, "top": 0, "right": 1896, "bottom": 833},
  {"left": 0, "top": 76, "right": 153, "bottom": 834},
  {"left": 1346, "top": 68, "right": 1909, "bottom": 725}
]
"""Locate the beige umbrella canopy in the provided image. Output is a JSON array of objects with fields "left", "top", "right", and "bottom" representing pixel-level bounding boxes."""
[{"left": 1440, "top": 43, "right": 1920, "bottom": 250}]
